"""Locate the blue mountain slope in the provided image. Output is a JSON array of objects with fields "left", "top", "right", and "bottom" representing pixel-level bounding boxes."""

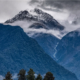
[
  {"left": 56, "top": 30, "right": 80, "bottom": 80},
  {"left": 31, "top": 33, "right": 59, "bottom": 59},
  {"left": 0, "top": 24, "right": 78, "bottom": 80}
]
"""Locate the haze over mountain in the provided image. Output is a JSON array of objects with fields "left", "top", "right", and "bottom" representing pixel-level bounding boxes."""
[
  {"left": 0, "top": 23, "right": 78, "bottom": 80},
  {"left": 5, "top": 8, "right": 65, "bottom": 39}
]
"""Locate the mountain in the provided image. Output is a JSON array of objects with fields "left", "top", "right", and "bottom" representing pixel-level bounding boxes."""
[
  {"left": 31, "top": 33, "right": 59, "bottom": 59},
  {"left": 56, "top": 29, "right": 80, "bottom": 80},
  {"left": 5, "top": 8, "right": 64, "bottom": 60},
  {"left": 5, "top": 8, "right": 64, "bottom": 30},
  {"left": 0, "top": 24, "right": 78, "bottom": 80}
]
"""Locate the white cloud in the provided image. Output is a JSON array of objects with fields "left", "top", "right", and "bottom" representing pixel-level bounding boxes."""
[
  {"left": 5, "top": 21, "right": 64, "bottom": 39},
  {"left": 34, "top": 74, "right": 38, "bottom": 77},
  {"left": 29, "top": 0, "right": 80, "bottom": 34},
  {"left": 0, "top": 75, "right": 4, "bottom": 80},
  {"left": 0, "top": 0, "right": 33, "bottom": 23},
  {"left": 12, "top": 73, "right": 18, "bottom": 79},
  {"left": 0, "top": 0, "right": 71, "bottom": 23}
]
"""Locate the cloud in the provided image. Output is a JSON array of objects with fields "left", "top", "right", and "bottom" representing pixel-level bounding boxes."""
[
  {"left": 30, "top": 0, "right": 80, "bottom": 10},
  {"left": 5, "top": 21, "right": 65, "bottom": 39},
  {"left": 0, "top": 0, "right": 79, "bottom": 23},
  {"left": 0, "top": 0, "right": 32, "bottom": 23},
  {"left": 0, "top": 75, "right": 4, "bottom": 80},
  {"left": 29, "top": 0, "right": 80, "bottom": 34},
  {"left": 27, "top": 28, "right": 63, "bottom": 39},
  {"left": 12, "top": 73, "right": 18, "bottom": 79},
  {"left": 29, "top": 0, "right": 80, "bottom": 20},
  {"left": 34, "top": 74, "right": 38, "bottom": 77}
]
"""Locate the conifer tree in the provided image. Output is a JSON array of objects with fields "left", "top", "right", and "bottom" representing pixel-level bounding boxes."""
[
  {"left": 36, "top": 74, "right": 42, "bottom": 80},
  {"left": 43, "top": 72, "right": 55, "bottom": 80},
  {"left": 18, "top": 69, "right": 26, "bottom": 80},
  {"left": 3, "top": 72, "right": 13, "bottom": 80},
  {"left": 26, "top": 68, "right": 35, "bottom": 80}
]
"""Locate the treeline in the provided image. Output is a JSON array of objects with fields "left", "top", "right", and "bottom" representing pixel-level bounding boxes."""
[{"left": 3, "top": 68, "right": 55, "bottom": 80}]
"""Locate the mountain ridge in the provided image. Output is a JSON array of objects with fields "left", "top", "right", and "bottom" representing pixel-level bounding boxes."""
[
  {"left": 5, "top": 8, "right": 64, "bottom": 30},
  {"left": 0, "top": 23, "right": 78, "bottom": 80}
]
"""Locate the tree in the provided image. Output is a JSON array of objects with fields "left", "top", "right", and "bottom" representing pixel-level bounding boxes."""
[
  {"left": 36, "top": 74, "right": 42, "bottom": 80},
  {"left": 26, "top": 68, "right": 35, "bottom": 80},
  {"left": 43, "top": 72, "right": 55, "bottom": 80},
  {"left": 3, "top": 72, "right": 13, "bottom": 80},
  {"left": 18, "top": 69, "right": 26, "bottom": 80}
]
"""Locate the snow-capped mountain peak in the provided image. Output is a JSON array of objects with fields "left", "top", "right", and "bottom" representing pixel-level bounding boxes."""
[{"left": 5, "top": 8, "right": 64, "bottom": 30}]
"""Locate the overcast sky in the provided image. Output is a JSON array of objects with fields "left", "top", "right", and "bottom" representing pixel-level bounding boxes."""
[
  {"left": 0, "top": 0, "right": 80, "bottom": 22},
  {"left": 0, "top": 0, "right": 69, "bottom": 22},
  {"left": 0, "top": 0, "right": 80, "bottom": 32}
]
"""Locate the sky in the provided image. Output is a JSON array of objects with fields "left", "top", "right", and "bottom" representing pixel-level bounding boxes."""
[
  {"left": 0, "top": 0, "right": 69, "bottom": 22},
  {"left": 0, "top": 0, "right": 80, "bottom": 22},
  {"left": 1, "top": 0, "right": 80, "bottom": 38},
  {"left": 0, "top": 0, "right": 80, "bottom": 19}
]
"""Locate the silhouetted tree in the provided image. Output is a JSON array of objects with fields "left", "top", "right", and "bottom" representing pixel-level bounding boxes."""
[
  {"left": 3, "top": 72, "right": 13, "bottom": 80},
  {"left": 43, "top": 72, "right": 55, "bottom": 80},
  {"left": 18, "top": 69, "right": 26, "bottom": 80},
  {"left": 26, "top": 68, "right": 35, "bottom": 80},
  {"left": 36, "top": 74, "right": 42, "bottom": 80}
]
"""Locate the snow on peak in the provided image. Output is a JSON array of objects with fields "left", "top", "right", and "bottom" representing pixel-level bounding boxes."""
[
  {"left": 5, "top": 8, "right": 65, "bottom": 39},
  {"left": 5, "top": 8, "right": 63, "bottom": 26}
]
